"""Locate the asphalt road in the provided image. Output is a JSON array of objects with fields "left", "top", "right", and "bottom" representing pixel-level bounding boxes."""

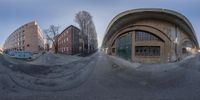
[{"left": 0, "top": 52, "right": 200, "bottom": 100}]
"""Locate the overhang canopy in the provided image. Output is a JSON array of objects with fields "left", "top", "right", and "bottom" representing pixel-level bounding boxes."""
[{"left": 102, "top": 8, "right": 199, "bottom": 48}]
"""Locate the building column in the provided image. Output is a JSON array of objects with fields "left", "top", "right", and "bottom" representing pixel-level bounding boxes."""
[{"left": 131, "top": 31, "right": 136, "bottom": 62}]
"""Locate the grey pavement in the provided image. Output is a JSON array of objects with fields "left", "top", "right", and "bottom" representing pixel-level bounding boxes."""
[{"left": 0, "top": 52, "right": 200, "bottom": 100}]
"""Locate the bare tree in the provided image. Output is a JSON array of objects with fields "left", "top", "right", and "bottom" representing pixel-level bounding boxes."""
[
  {"left": 75, "top": 11, "right": 98, "bottom": 53},
  {"left": 89, "top": 22, "right": 98, "bottom": 50},
  {"left": 44, "top": 25, "right": 60, "bottom": 53},
  {"left": 75, "top": 11, "right": 92, "bottom": 35}
]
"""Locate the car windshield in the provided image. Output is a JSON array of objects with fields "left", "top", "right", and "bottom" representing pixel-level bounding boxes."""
[{"left": 0, "top": 0, "right": 200, "bottom": 100}]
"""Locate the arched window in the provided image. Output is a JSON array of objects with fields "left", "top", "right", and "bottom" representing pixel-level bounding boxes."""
[
  {"left": 181, "top": 41, "right": 193, "bottom": 55},
  {"left": 135, "top": 31, "right": 162, "bottom": 42}
]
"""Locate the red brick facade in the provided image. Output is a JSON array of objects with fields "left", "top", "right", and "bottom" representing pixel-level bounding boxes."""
[{"left": 58, "top": 25, "right": 81, "bottom": 55}]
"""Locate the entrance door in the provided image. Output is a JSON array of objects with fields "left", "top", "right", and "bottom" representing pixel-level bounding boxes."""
[{"left": 116, "top": 33, "right": 132, "bottom": 61}]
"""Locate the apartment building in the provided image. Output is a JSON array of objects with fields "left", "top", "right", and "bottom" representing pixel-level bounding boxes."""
[
  {"left": 3, "top": 21, "right": 45, "bottom": 53},
  {"left": 57, "top": 25, "right": 81, "bottom": 55}
]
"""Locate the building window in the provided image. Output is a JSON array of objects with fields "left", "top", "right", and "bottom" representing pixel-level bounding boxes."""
[
  {"left": 22, "top": 40, "right": 25, "bottom": 44},
  {"left": 182, "top": 48, "right": 187, "bottom": 54},
  {"left": 112, "top": 48, "right": 115, "bottom": 53},
  {"left": 22, "top": 46, "right": 25, "bottom": 51},
  {"left": 67, "top": 47, "right": 69, "bottom": 51},
  {"left": 135, "top": 31, "right": 162, "bottom": 41},
  {"left": 135, "top": 46, "right": 160, "bottom": 56},
  {"left": 116, "top": 33, "right": 132, "bottom": 60}
]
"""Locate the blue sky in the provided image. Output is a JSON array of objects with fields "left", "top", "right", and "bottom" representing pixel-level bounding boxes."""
[{"left": 0, "top": 0, "right": 200, "bottom": 48}]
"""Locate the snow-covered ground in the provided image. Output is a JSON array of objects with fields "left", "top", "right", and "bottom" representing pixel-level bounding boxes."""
[
  {"left": 108, "top": 55, "right": 183, "bottom": 86},
  {"left": 2, "top": 52, "right": 83, "bottom": 66},
  {"left": 2, "top": 54, "right": 28, "bottom": 64},
  {"left": 0, "top": 53, "right": 98, "bottom": 91},
  {"left": 28, "top": 53, "right": 83, "bottom": 65},
  {"left": 109, "top": 54, "right": 198, "bottom": 72},
  {"left": 109, "top": 56, "right": 141, "bottom": 68}
]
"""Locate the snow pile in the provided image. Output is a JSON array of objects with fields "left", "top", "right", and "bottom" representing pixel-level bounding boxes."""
[
  {"left": 138, "top": 63, "right": 179, "bottom": 72},
  {"left": 2, "top": 54, "right": 27, "bottom": 64},
  {"left": 180, "top": 54, "right": 196, "bottom": 62},
  {"left": 108, "top": 54, "right": 198, "bottom": 73},
  {"left": 109, "top": 56, "right": 141, "bottom": 69},
  {"left": 31, "top": 52, "right": 44, "bottom": 60}
]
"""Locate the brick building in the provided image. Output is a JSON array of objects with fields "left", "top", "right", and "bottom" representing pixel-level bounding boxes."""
[{"left": 57, "top": 25, "right": 82, "bottom": 55}]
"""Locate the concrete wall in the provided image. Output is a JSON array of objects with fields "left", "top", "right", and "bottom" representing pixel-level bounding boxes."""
[
  {"left": 109, "top": 19, "right": 195, "bottom": 63},
  {"left": 134, "top": 19, "right": 195, "bottom": 61}
]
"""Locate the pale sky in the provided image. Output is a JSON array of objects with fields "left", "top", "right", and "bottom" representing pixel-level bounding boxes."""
[{"left": 0, "top": 0, "right": 200, "bottom": 48}]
